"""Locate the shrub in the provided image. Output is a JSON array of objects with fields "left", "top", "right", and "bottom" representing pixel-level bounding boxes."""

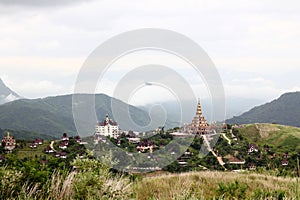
[{"left": 216, "top": 180, "right": 247, "bottom": 199}]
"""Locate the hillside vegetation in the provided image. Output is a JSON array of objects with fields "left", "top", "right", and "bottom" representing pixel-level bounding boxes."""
[
  {"left": 238, "top": 123, "right": 300, "bottom": 153},
  {"left": 227, "top": 92, "right": 300, "bottom": 127},
  {"left": 0, "top": 94, "right": 150, "bottom": 137},
  {"left": 0, "top": 128, "right": 55, "bottom": 140}
]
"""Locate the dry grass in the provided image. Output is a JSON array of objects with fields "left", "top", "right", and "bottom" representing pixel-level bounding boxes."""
[{"left": 134, "top": 171, "right": 300, "bottom": 200}]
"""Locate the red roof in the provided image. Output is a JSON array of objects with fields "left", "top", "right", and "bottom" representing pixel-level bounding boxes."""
[{"left": 98, "top": 119, "right": 118, "bottom": 126}]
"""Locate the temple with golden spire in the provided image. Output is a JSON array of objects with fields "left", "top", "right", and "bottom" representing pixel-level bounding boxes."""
[{"left": 183, "top": 98, "right": 209, "bottom": 134}]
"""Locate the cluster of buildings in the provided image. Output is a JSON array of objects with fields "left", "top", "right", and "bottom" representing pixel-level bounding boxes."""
[
  {"left": 29, "top": 138, "right": 43, "bottom": 148},
  {"left": 94, "top": 98, "right": 211, "bottom": 145}
]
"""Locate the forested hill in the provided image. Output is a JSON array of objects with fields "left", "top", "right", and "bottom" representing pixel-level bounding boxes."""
[
  {"left": 226, "top": 92, "right": 300, "bottom": 127},
  {"left": 0, "top": 94, "right": 151, "bottom": 138}
]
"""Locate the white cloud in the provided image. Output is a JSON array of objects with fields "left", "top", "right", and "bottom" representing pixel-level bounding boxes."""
[{"left": 0, "top": 0, "right": 299, "bottom": 103}]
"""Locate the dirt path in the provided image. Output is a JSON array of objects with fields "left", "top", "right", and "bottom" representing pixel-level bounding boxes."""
[
  {"left": 50, "top": 141, "right": 56, "bottom": 152},
  {"left": 221, "top": 133, "right": 232, "bottom": 145},
  {"left": 202, "top": 135, "right": 227, "bottom": 170}
]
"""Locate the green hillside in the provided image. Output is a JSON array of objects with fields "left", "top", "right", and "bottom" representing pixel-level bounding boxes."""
[
  {"left": 237, "top": 123, "right": 300, "bottom": 153},
  {"left": 0, "top": 128, "right": 56, "bottom": 140},
  {"left": 0, "top": 94, "right": 150, "bottom": 137},
  {"left": 227, "top": 92, "right": 300, "bottom": 127}
]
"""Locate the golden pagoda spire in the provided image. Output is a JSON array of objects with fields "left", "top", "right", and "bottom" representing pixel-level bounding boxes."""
[{"left": 197, "top": 98, "right": 203, "bottom": 116}]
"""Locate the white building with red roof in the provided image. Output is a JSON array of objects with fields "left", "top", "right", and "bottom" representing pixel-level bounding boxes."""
[{"left": 95, "top": 114, "right": 119, "bottom": 139}]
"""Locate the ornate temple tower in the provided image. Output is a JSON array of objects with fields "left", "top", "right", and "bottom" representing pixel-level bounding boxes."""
[{"left": 190, "top": 98, "right": 209, "bottom": 134}]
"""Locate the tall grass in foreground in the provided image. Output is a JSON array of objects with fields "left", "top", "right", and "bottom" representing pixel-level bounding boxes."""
[
  {"left": 0, "top": 158, "right": 132, "bottom": 200},
  {"left": 1, "top": 164, "right": 299, "bottom": 199},
  {"left": 134, "top": 171, "right": 300, "bottom": 200}
]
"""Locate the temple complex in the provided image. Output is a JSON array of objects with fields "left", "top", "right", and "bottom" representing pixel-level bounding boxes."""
[
  {"left": 183, "top": 98, "right": 209, "bottom": 134},
  {"left": 1, "top": 132, "right": 16, "bottom": 151}
]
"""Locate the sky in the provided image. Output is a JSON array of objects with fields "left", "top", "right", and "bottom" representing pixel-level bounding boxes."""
[{"left": 0, "top": 0, "right": 299, "bottom": 106}]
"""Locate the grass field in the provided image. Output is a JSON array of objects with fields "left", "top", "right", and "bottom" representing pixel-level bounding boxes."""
[
  {"left": 134, "top": 171, "right": 300, "bottom": 199},
  {"left": 16, "top": 140, "right": 53, "bottom": 160},
  {"left": 238, "top": 123, "right": 300, "bottom": 153}
]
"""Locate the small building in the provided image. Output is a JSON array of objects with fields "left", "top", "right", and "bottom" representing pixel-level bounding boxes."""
[
  {"left": 283, "top": 152, "right": 289, "bottom": 159},
  {"left": 56, "top": 152, "right": 67, "bottom": 159},
  {"left": 34, "top": 138, "right": 43, "bottom": 145},
  {"left": 227, "top": 157, "right": 246, "bottom": 165},
  {"left": 61, "top": 133, "right": 69, "bottom": 141},
  {"left": 248, "top": 144, "right": 259, "bottom": 153},
  {"left": 128, "top": 137, "right": 141, "bottom": 144},
  {"left": 78, "top": 152, "right": 84, "bottom": 159},
  {"left": 29, "top": 143, "right": 37, "bottom": 148},
  {"left": 59, "top": 141, "right": 68, "bottom": 149},
  {"left": 137, "top": 140, "right": 155, "bottom": 153},
  {"left": 2, "top": 132, "right": 16, "bottom": 151},
  {"left": 74, "top": 136, "right": 81, "bottom": 143},
  {"left": 45, "top": 146, "right": 54, "bottom": 153},
  {"left": 282, "top": 160, "right": 289, "bottom": 166},
  {"left": 248, "top": 163, "right": 256, "bottom": 171},
  {"left": 60, "top": 152, "right": 67, "bottom": 159},
  {"left": 177, "top": 159, "right": 188, "bottom": 166}
]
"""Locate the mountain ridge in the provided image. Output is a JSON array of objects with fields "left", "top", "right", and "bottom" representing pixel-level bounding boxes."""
[
  {"left": 0, "top": 78, "right": 20, "bottom": 104},
  {"left": 226, "top": 92, "right": 300, "bottom": 127},
  {"left": 0, "top": 93, "right": 151, "bottom": 137}
]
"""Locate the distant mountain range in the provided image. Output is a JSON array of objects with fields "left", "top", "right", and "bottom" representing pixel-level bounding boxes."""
[
  {"left": 0, "top": 94, "right": 151, "bottom": 138},
  {"left": 0, "top": 78, "right": 20, "bottom": 104},
  {"left": 226, "top": 92, "right": 300, "bottom": 127},
  {"left": 139, "top": 97, "right": 264, "bottom": 124},
  {"left": 1, "top": 78, "right": 300, "bottom": 137}
]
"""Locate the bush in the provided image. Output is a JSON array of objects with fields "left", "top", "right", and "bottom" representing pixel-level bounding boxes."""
[
  {"left": 216, "top": 180, "right": 247, "bottom": 199},
  {"left": 252, "top": 189, "right": 286, "bottom": 200}
]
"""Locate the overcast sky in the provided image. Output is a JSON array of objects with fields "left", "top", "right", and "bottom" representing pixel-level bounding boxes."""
[{"left": 0, "top": 0, "right": 299, "bottom": 105}]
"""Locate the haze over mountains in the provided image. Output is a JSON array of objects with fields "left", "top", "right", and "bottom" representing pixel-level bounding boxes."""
[
  {"left": 0, "top": 78, "right": 299, "bottom": 138},
  {"left": 139, "top": 97, "right": 264, "bottom": 124},
  {"left": 0, "top": 78, "right": 20, "bottom": 105}
]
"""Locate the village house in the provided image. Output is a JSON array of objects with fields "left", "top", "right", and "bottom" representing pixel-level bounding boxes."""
[
  {"left": 59, "top": 141, "right": 68, "bottom": 149},
  {"left": 227, "top": 157, "right": 246, "bottom": 165},
  {"left": 126, "top": 132, "right": 141, "bottom": 144},
  {"left": 74, "top": 136, "right": 81, "bottom": 143},
  {"left": 45, "top": 146, "right": 54, "bottom": 153},
  {"left": 137, "top": 140, "right": 155, "bottom": 153},
  {"left": 248, "top": 144, "right": 259, "bottom": 153},
  {"left": 29, "top": 142, "right": 37, "bottom": 148},
  {"left": 78, "top": 152, "right": 84, "bottom": 159},
  {"left": 283, "top": 152, "right": 289, "bottom": 159},
  {"left": 56, "top": 152, "right": 67, "bottom": 159},
  {"left": 248, "top": 163, "right": 256, "bottom": 171},
  {"left": 34, "top": 138, "right": 43, "bottom": 145},
  {"left": 61, "top": 133, "right": 69, "bottom": 141},
  {"left": 282, "top": 160, "right": 289, "bottom": 166}
]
